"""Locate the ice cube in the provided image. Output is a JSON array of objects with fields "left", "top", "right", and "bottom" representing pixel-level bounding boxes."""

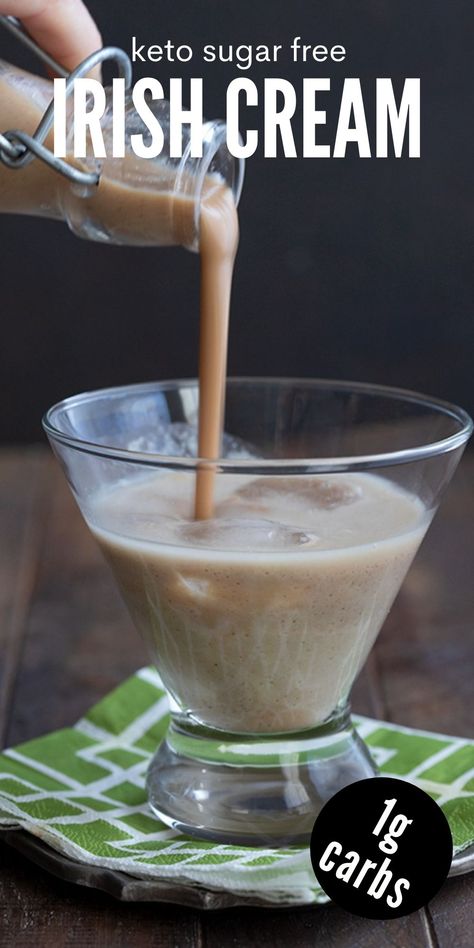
[
  {"left": 127, "top": 423, "right": 258, "bottom": 459},
  {"left": 221, "top": 432, "right": 261, "bottom": 460},
  {"left": 177, "top": 518, "right": 318, "bottom": 552},
  {"left": 233, "top": 476, "right": 362, "bottom": 511}
]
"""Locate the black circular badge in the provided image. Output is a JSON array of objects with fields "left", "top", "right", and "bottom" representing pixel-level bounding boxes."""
[{"left": 310, "top": 777, "right": 452, "bottom": 918}]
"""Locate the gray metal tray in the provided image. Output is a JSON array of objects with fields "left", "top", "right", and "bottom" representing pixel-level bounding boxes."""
[{"left": 3, "top": 829, "right": 473, "bottom": 909}]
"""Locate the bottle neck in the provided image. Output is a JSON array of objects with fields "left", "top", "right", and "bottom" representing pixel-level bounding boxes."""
[{"left": 0, "top": 61, "right": 244, "bottom": 248}]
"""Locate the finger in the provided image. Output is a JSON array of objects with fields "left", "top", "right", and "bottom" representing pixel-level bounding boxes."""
[{"left": 1, "top": 0, "right": 102, "bottom": 72}]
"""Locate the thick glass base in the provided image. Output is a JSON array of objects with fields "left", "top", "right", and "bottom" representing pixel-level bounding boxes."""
[{"left": 146, "top": 707, "right": 377, "bottom": 846}]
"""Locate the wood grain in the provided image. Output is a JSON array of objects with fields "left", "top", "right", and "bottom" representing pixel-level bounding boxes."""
[
  {"left": 428, "top": 875, "right": 474, "bottom": 948},
  {"left": 373, "top": 460, "right": 474, "bottom": 737},
  {"left": 5, "top": 455, "right": 148, "bottom": 747},
  {"left": 0, "top": 448, "right": 50, "bottom": 745},
  {"left": 202, "top": 903, "right": 432, "bottom": 948},
  {"left": 0, "top": 446, "right": 472, "bottom": 947},
  {"left": 0, "top": 843, "right": 201, "bottom": 948}
]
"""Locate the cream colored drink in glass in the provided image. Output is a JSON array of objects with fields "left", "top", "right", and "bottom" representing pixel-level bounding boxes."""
[{"left": 89, "top": 471, "right": 428, "bottom": 733}]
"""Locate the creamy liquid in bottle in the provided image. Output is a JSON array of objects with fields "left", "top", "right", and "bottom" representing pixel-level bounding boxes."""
[{"left": 0, "top": 65, "right": 239, "bottom": 523}]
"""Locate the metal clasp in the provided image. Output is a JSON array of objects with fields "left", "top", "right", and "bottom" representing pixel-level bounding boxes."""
[{"left": 0, "top": 16, "right": 132, "bottom": 186}]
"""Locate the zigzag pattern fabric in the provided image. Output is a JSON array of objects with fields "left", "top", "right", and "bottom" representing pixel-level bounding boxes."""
[{"left": 0, "top": 667, "right": 473, "bottom": 906}]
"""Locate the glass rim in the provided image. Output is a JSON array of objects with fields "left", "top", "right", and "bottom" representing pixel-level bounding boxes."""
[{"left": 42, "top": 376, "right": 473, "bottom": 473}]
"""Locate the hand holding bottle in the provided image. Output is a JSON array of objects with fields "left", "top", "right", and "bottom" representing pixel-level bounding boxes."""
[{"left": 0, "top": 0, "right": 101, "bottom": 71}]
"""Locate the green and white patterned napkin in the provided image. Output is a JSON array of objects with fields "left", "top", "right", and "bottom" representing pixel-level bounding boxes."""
[{"left": 0, "top": 667, "right": 473, "bottom": 906}]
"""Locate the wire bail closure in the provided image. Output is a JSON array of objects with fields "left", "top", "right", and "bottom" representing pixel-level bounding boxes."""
[{"left": 0, "top": 16, "right": 132, "bottom": 186}]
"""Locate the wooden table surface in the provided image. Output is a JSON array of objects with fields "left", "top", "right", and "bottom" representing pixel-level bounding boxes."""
[{"left": 0, "top": 446, "right": 473, "bottom": 947}]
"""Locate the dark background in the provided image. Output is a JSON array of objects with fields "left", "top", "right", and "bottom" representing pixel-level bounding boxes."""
[{"left": 0, "top": 0, "right": 473, "bottom": 442}]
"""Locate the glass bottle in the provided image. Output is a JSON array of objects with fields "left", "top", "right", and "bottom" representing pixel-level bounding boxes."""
[{"left": 0, "top": 60, "right": 244, "bottom": 250}]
